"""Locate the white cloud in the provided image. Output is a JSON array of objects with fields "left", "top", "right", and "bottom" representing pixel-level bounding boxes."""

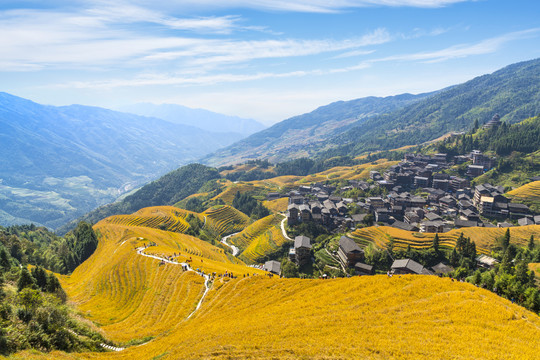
[
  {"left": 371, "top": 28, "right": 540, "bottom": 63},
  {"left": 128, "top": 0, "right": 471, "bottom": 13},
  {"left": 47, "top": 28, "right": 540, "bottom": 91}
]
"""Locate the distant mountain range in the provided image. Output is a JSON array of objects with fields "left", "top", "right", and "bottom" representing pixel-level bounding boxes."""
[
  {"left": 118, "top": 103, "right": 266, "bottom": 137},
  {"left": 0, "top": 93, "right": 247, "bottom": 229},
  {"left": 203, "top": 58, "right": 540, "bottom": 166},
  {"left": 201, "top": 92, "right": 434, "bottom": 166}
]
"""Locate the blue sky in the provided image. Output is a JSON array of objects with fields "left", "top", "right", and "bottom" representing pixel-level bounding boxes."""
[{"left": 1, "top": 0, "right": 539, "bottom": 124}]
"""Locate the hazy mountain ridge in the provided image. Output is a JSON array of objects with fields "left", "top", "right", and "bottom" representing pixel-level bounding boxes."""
[
  {"left": 202, "top": 92, "right": 434, "bottom": 166},
  {"left": 119, "top": 103, "right": 266, "bottom": 136},
  {"left": 0, "top": 93, "right": 244, "bottom": 229},
  {"left": 203, "top": 58, "right": 540, "bottom": 166}
]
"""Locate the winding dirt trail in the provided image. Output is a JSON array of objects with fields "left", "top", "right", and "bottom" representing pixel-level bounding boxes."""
[
  {"left": 280, "top": 215, "right": 293, "bottom": 241},
  {"left": 221, "top": 232, "right": 240, "bottom": 256}
]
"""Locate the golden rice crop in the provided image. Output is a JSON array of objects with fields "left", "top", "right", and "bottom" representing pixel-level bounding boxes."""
[
  {"left": 240, "top": 226, "right": 288, "bottom": 264},
  {"left": 507, "top": 180, "right": 540, "bottom": 203},
  {"left": 22, "top": 275, "right": 540, "bottom": 360},
  {"left": 203, "top": 205, "right": 251, "bottom": 236},
  {"left": 262, "top": 197, "right": 289, "bottom": 213},
  {"left": 211, "top": 183, "right": 263, "bottom": 205},
  {"left": 228, "top": 214, "right": 289, "bottom": 263},
  {"left": 350, "top": 225, "right": 540, "bottom": 253},
  {"left": 101, "top": 206, "right": 197, "bottom": 233}
]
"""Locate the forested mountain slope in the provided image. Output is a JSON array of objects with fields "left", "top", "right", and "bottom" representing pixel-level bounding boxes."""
[
  {"left": 203, "top": 58, "right": 540, "bottom": 166},
  {"left": 326, "top": 57, "right": 540, "bottom": 157},
  {"left": 202, "top": 92, "right": 433, "bottom": 166},
  {"left": 0, "top": 93, "right": 242, "bottom": 229}
]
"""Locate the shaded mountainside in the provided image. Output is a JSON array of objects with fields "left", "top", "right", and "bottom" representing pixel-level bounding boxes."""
[
  {"left": 0, "top": 93, "right": 243, "bottom": 229},
  {"left": 119, "top": 102, "right": 266, "bottom": 136},
  {"left": 202, "top": 92, "right": 434, "bottom": 166},
  {"left": 327, "top": 57, "right": 540, "bottom": 157}
]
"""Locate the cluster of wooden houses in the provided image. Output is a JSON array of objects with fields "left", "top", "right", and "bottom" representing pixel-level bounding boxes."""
[{"left": 283, "top": 150, "right": 538, "bottom": 234}]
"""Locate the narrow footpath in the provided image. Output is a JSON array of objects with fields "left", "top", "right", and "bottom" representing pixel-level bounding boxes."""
[
  {"left": 280, "top": 215, "right": 293, "bottom": 241},
  {"left": 221, "top": 232, "right": 240, "bottom": 256},
  {"left": 136, "top": 247, "right": 211, "bottom": 320}
]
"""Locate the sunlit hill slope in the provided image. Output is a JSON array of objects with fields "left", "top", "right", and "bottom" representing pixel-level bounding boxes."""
[{"left": 8, "top": 206, "right": 540, "bottom": 360}]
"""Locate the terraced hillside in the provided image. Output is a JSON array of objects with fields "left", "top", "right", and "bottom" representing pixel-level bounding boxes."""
[
  {"left": 59, "top": 218, "right": 260, "bottom": 345},
  {"left": 350, "top": 225, "right": 540, "bottom": 253},
  {"left": 507, "top": 180, "right": 540, "bottom": 212},
  {"left": 203, "top": 205, "right": 252, "bottom": 237},
  {"left": 229, "top": 214, "right": 290, "bottom": 263},
  {"left": 16, "top": 275, "right": 540, "bottom": 359},
  {"left": 101, "top": 206, "right": 198, "bottom": 233},
  {"left": 263, "top": 197, "right": 289, "bottom": 213},
  {"left": 211, "top": 182, "right": 264, "bottom": 205}
]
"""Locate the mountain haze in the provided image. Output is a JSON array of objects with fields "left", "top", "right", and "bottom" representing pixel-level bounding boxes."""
[
  {"left": 0, "top": 93, "right": 243, "bottom": 229},
  {"left": 119, "top": 103, "right": 266, "bottom": 136},
  {"left": 202, "top": 92, "right": 434, "bottom": 166},
  {"left": 203, "top": 58, "right": 540, "bottom": 165}
]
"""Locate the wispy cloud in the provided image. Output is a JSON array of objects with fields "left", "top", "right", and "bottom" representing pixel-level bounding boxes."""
[
  {"left": 130, "top": 0, "right": 471, "bottom": 13},
  {"left": 0, "top": 3, "right": 392, "bottom": 72},
  {"left": 53, "top": 27, "right": 540, "bottom": 90},
  {"left": 373, "top": 28, "right": 540, "bottom": 63}
]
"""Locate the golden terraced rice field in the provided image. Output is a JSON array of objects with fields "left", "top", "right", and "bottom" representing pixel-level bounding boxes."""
[
  {"left": 262, "top": 197, "right": 289, "bottom": 213},
  {"left": 229, "top": 214, "right": 290, "bottom": 263},
  {"left": 14, "top": 275, "right": 540, "bottom": 360},
  {"left": 203, "top": 205, "right": 252, "bottom": 236},
  {"left": 101, "top": 206, "right": 198, "bottom": 233},
  {"left": 507, "top": 180, "right": 540, "bottom": 205},
  {"left": 8, "top": 206, "right": 540, "bottom": 360},
  {"left": 350, "top": 225, "right": 540, "bottom": 254}
]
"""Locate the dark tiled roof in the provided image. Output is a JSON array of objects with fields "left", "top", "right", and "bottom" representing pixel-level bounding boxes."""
[
  {"left": 391, "top": 258, "right": 425, "bottom": 274},
  {"left": 339, "top": 236, "right": 362, "bottom": 254},
  {"left": 294, "top": 235, "right": 312, "bottom": 249}
]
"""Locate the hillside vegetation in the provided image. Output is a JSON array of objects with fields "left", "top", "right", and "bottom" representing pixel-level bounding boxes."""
[
  {"left": 327, "top": 58, "right": 540, "bottom": 157},
  {"left": 202, "top": 92, "right": 432, "bottom": 166}
]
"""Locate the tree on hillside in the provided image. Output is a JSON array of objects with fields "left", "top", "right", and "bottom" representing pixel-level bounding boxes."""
[
  {"left": 528, "top": 235, "right": 535, "bottom": 251},
  {"left": 17, "top": 268, "right": 35, "bottom": 292},
  {"left": 31, "top": 266, "right": 48, "bottom": 291},
  {"left": 232, "top": 192, "right": 270, "bottom": 220},
  {"left": 433, "top": 233, "right": 440, "bottom": 253},
  {"left": 0, "top": 248, "right": 9, "bottom": 272},
  {"left": 502, "top": 229, "right": 511, "bottom": 251},
  {"left": 0, "top": 274, "right": 5, "bottom": 300},
  {"left": 281, "top": 260, "right": 299, "bottom": 278},
  {"left": 65, "top": 221, "right": 98, "bottom": 272}
]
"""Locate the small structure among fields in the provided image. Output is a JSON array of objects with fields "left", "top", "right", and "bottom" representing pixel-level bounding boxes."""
[
  {"left": 293, "top": 235, "right": 312, "bottom": 266},
  {"left": 391, "top": 258, "right": 431, "bottom": 275},
  {"left": 263, "top": 260, "right": 281, "bottom": 276},
  {"left": 337, "top": 235, "right": 364, "bottom": 268}
]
